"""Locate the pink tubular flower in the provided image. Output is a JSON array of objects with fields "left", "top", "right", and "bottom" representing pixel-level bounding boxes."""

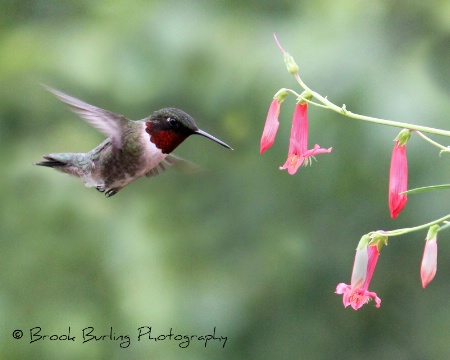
[
  {"left": 260, "top": 99, "right": 281, "bottom": 154},
  {"left": 389, "top": 139, "right": 408, "bottom": 218},
  {"left": 336, "top": 245, "right": 381, "bottom": 310},
  {"left": 421, "top": 226, "right": 438, "bottom": 288},
  {"left": 350, "top": 245, "right": 369, "bottom": 290},
  {"left": 279, "top": 102, "right": 332, "bottom": 175}
]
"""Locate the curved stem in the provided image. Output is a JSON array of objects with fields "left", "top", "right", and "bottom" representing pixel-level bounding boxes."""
[
  {"left": 371, "top": 213, "right": 450, "bottom": 238},
  {"left": 293, "top": 73, "right": 450, "bottom": 138},
  {"left": 415, "top": 131, "right": 450, "bottom": 153}
]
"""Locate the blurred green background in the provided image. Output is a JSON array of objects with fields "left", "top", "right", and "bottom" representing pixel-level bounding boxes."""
[{"left": 2, "top": 0, "right": 450, "bottom": 358}]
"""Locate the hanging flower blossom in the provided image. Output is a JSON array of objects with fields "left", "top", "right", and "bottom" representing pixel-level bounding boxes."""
[
  {"left": 421, "top": 225, "right": 439, "bottom": 288},
  {"left": 260, "top": 99, "right": 281, "bottom": 154},
  {"left": 350, "top": 243, "right": 369, "bottom": 290},
  {"left": 389, "top": 130, "right": 410, "bottom": 218},
  {"left": 260, "top": 89, "right": 288, "bottom": 154},
  {"left": 279, "top": 102, "right": 332, "bottom": 175},
  {"left": 336, "top": 243, "right": 381, "bottom": 310}
]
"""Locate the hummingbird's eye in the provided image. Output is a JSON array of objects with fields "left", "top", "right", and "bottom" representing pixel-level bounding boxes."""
[{"left": 167, "top": 117, "right": 179, "bottom": 128}]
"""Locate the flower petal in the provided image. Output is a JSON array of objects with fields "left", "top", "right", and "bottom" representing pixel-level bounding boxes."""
[
  {"left": 289, "top": 103, "right": 309, "bottom": 155},
  {"left": 339, "top": 286, "right": 381, "bottom": 310},
  {"left": 304, "top": 144, "right": 333, "bottom": 157},
  {"left": 350, "top": 247, "right": 368, "bottom": 290},
  {"left": 260, "top": 99, "right": 281, "bottom": 154},
  {"left": 335, "top": 283, "right": 351, "bottom": 294},
  {"left": 279, "top": 153, "right": 304, "bottom": 174},
  {"left": 336, "top": 245, "right": 381, "bottom": 310},
  {"left": 421, "top": 236, "right": 437, "bottom": 288},
  {"left": 389, "top": 141, "right": 408, "bottom": 218},
  {"left": 363, "top": 245, "right": 380, "bottom": 288},
  {"left": 279, "top": 104, "right": 332, "bottom": 175},
  {"left": 335, "top": 283, "right": 353, "bottom": 308}
]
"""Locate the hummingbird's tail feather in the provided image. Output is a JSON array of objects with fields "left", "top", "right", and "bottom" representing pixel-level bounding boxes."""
[
  {"left": 35, "top": 159, "right": 66, "bottom": 167},
  {"left": 35, "top": 153, "right": 93, "bottom": 179},
  {"left": 35, "top": 154, "right": 74, "bottom": 167}
]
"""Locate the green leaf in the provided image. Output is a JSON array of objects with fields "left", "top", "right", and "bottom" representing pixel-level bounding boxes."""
[{"left": 401, "top": 184, "right": 450, "bottom": 195}]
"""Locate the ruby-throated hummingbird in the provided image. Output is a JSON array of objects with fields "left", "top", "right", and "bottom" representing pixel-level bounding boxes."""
[{"left": 35, "top": 86, "right": 232, "bottom": 197}]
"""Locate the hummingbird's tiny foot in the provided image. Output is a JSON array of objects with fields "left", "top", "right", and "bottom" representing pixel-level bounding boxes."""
[
  {"left": 96, "top": 186, "right": 105, "bottom": 193},
  {"left": 105, "top": 189, "right": 118, "bottom": 197}
]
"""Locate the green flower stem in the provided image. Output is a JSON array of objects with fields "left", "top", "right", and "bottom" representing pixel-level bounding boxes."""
[
  {"left": 285, "top": 88, "right": 302, "bottom": 98},
  {"left": 293, "top": 73, "right": 450, "bottom": 138},
  {"left": 415, "top": 131, "right": 450, "bottom": 153},
  {"left": 438, "top": 221, "right": 450, "bottom": 232},
  {"left": 291, "top": 70, "right": 450, "bottom": 240},
  {"left": 370, "top": 213, "right": 450, "bottom": 238}
]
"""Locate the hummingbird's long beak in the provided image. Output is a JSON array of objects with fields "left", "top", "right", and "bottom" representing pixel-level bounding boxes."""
[{"left": 195, "top": 129, "right": 233, "bottom": 150}]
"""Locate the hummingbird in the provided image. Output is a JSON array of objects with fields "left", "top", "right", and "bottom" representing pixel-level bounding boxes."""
[{"left": 35, "top": 86, "right": 232, "bottom": 197}]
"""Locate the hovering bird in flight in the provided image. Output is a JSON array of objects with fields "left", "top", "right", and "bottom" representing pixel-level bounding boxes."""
[{"left": 35, "top": 86, "right": 232, "bottom": 197}]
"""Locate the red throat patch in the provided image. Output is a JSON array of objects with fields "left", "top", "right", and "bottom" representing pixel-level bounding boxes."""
[{"left": 145, "top": 122, "right": 187, "bottom": 154}]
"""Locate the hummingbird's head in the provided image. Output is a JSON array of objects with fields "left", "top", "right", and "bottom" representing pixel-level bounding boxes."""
[{"left": 145, "top": 108, "right": 232, "bottom": 154}]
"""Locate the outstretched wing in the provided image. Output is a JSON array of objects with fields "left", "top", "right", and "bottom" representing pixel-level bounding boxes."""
[
  {"left": 145, "top": 154, "right": 201, "bottom": 179},
  {"left": 43, "top": 85, "right": 125, "bottom": 149}
]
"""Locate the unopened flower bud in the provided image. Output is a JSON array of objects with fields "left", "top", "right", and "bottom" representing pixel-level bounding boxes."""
[
  {"left": 395, "top": 129, "right": 411, "bottom": 147},
  {"left": 421, "top": 225, "right": 439, "bottom": 288},
  {"left": 284, "top": 52, "right": 299, "bottom": 74}
]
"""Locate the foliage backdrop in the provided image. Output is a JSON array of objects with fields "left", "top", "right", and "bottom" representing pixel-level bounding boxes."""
[{"left": 2, "top": 0, "right": 450, "bottom": 358}]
